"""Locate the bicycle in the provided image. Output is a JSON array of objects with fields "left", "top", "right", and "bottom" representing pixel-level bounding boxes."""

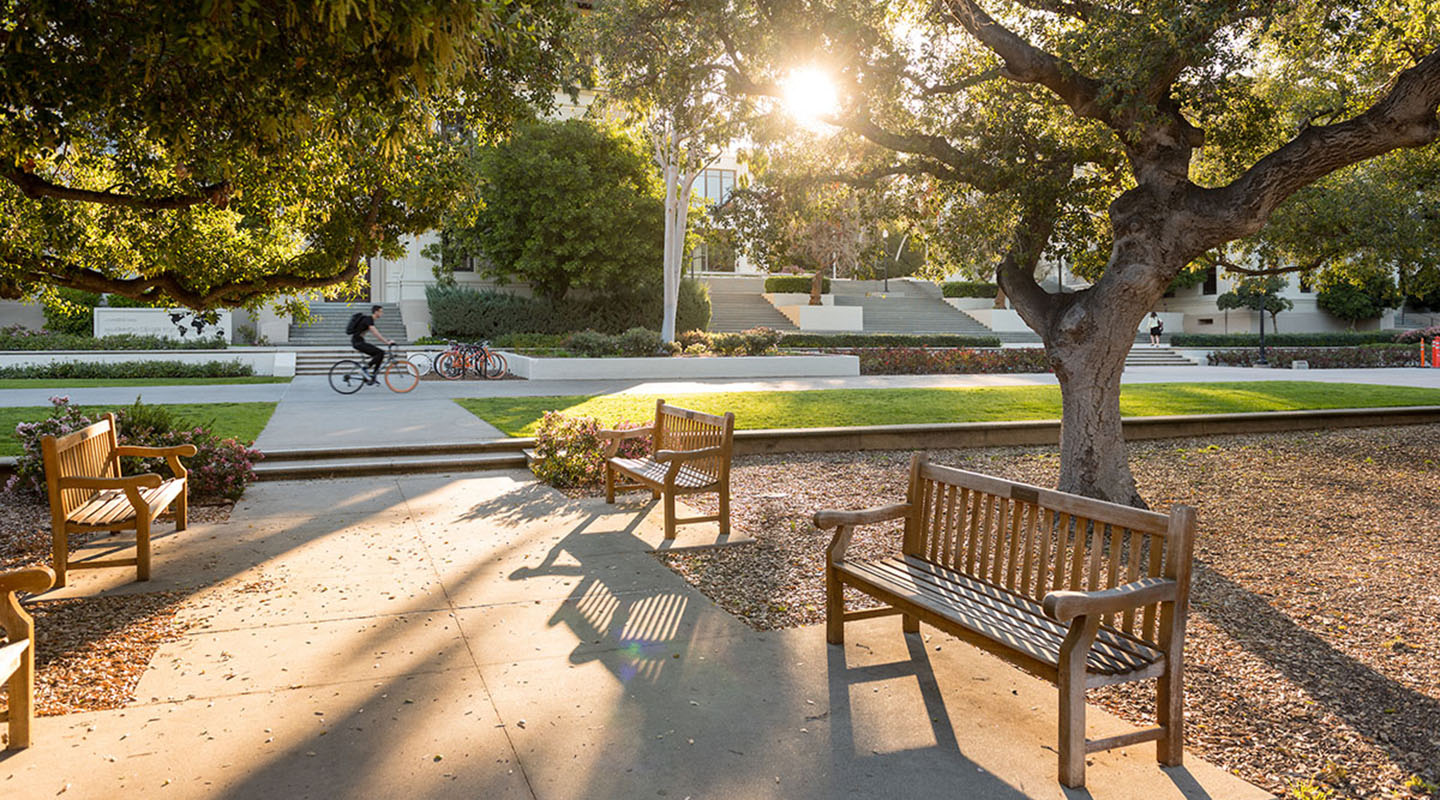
[
  {"left": 328, "top": 344, "right": 421, "bottom": 394},
  {"left": 433, "top": 340, "right": 508, "bottom": 380}
]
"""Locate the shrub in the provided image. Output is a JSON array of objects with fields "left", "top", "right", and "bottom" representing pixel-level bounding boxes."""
[
  {"left": 616, "top": 327, "right": 664, "bottom": 357},
  {"left": 683, "top": 342, "right": 709, "bottom": 355},
  {"left": 941, "top": 281, "right": 999, "bottom": 299},
  {"left": 41, "top": 288, "right": 102, "bottom": 335},
  {"left": 1394, "top": 326, "right": 1440, "bottom": 344},
  {"left": 1206, "top": 345, "right": 1420, "bottom": 368},
  {"left": 0, "top": 360, "right": 253, "bottom": 380},
  {"left": 709, "top": 332, "right": 746, "bottom": 356},
  {"left": 6, "top": 396, "right": 260, "bottom": 503},
  {"left": 740, "top": 327, "right": 781, "bottom": 355},
  {"left": 0, "top": 326, "right": 227, "bottom": 351},
  {"left": 529, "top": 412, "right": 648, "bottom": 489},
  {"left": 764, "top": 275, "right": 831, "bottom": 294},
  {"left": 676, "top": 278, "right": 711, "bottom": 333},
  {"left": 563, "top": 330, "right": 620, "bottom": 358},
  {"left": 425, "top": 278, "right": 712, "bottom": 339},
  {"left": 850, "top": 347, "right": 1052, "bottom": 375},
  {"left": 779, "top": 332, "right": 1003, "bottom": 348},
  {"left": 493, "top": 332, "right": 568, "bottom": 348},
  {"left": 1170, "top": 331, "right": 1398, "bottom": 348},
  {"left": 1316, "top": 272, "right": 1402, "bottom": 325}
]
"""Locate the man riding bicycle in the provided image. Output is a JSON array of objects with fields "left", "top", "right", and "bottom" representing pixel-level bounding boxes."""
[{"left": 347, "top": 305, "right": 395, "bottom": 383}]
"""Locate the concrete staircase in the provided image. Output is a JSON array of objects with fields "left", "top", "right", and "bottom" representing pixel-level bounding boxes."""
[
  {"left": 289, "top": 302, "right": 409, "bottom": 347},
  {"left": 833, "top": 279, "right": 997, "bottom": 335},
  {"left": 705, "top": 276, "right": 797, "bottom": 333},
  {"left": 254, "top": 440, "right": 529, "bottom": 481}
]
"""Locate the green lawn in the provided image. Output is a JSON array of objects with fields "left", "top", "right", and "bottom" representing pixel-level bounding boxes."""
[
  {"left": 0, "top": 376, "right": 291, "bottom": 389},
  {"left": 0, "top": 402, "right": 277, "bottom": 456},
  {"left": 456, "top": 381, "right": 1440, "bottom": 436}
]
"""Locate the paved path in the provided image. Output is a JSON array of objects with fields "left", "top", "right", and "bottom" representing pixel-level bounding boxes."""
[{"left": 4, "top": 472, "right": 1270, "bottom": 799}]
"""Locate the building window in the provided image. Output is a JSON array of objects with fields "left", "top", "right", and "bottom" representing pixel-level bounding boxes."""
[
  {"left": 690, "top": 241, "right": 736, "bottom": 273},
  {"left": 1202, "top": 266, "right": 1218, "bottom": 296},
  {"left": 695, "top": 169, "right": 736, "bottom": 205}
]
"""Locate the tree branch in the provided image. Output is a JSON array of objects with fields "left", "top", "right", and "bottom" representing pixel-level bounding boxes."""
[{"left": 4, "top": 166, "right": 233, "bottom": 210}]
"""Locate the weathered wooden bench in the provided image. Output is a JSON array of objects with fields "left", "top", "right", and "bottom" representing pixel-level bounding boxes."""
[
  {"left": 601, "top": 399, "right": 735, "bottom": 539},
  {"left": 41, "top": 413, "right": 197, "bottom": 588},
  {"left": 1, "top": 566, "right": 55, "bottom": 750},
  {"left": 814, "top": 453, "right": 1196, "bottom": 788}
]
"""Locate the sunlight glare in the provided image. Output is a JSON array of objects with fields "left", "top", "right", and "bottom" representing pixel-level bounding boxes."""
[{"left": 781, "top": 67, "right": 839, "bottom": 125}]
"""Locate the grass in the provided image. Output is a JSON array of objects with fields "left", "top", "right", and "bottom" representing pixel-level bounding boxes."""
[
  {"left": 456, "top": 381, "right": 1440, "bottom": 437},
  {"left": 0, "top": 402, "right": 278, "bottom": 457},
  {"left": 0, "top": 376, "right": 291, "bottom": 389}
]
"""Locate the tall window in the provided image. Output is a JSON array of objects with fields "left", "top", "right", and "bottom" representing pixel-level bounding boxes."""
[
  {"left": 695, "top": 169, "right": 736, "bottom": 205},
  {"left": 1202, "top": 266, "right": 1218, "bottom": 295}
]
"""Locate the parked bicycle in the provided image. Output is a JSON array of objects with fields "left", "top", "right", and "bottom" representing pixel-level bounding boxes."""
[
  {"left": 328, "top": 344, "right": 421, "bottom": 394},
  {"left": 433, "top": 340, "right": 508, "bottom": 380}
]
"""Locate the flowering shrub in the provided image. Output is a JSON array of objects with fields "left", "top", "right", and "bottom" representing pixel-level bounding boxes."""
[
  {"left": 529, "top": 412, "right": 648, "bottom": 489},
  {"left": 7, "top": 396, "right": 261, "bottom": 503},
  {"left": 1394, "top": 326, "right": 1440, "bottom": 344},
  {"left": 1207, "top": 345, "right": 1421, "bottom": 368},
  {"left": 849, "top": 347, "right": 1052, "bottom": 375}
]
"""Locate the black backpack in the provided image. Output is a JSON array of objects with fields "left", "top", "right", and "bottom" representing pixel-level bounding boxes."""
[{"left": 345, "top": 312, "right": 366, "bottom": 336}]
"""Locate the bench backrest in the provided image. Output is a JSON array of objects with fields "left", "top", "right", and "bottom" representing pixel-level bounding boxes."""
[
  {"left": 653, "top": 400, "right": 735, "bottom": 483},
  {"left": 903, "top": 453, "right": 1194, "bottom": 652},
  {"left": 40, "top": 413, "right": 120, "bottom": 518}
]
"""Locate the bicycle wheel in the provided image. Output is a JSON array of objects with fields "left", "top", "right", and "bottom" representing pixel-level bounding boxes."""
[
  {"left": 482, "top": 351, "right": 509, "bottom": 379},
  {"left": 406, "top": 352, "right": 433, "bottom": 376},
  {"left": 384, "top": 358, "right": 421, "bottom": 393},
  {"left": 328, "top": 359, "right": 367, "bottom": 394},
  {"left": 433, "top": 351, "right": 466, "bottom": 380}
]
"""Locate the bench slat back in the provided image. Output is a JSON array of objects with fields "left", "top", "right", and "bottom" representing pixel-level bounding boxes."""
[
  {"left": 905, "top": 455, "right": 1189, "bottom": 650},
  {"left": 41, "top": 413, "right": 120, "bottom": 518},
  {"left": 653, "top": 400, "right": 734, "bottom": 484}
]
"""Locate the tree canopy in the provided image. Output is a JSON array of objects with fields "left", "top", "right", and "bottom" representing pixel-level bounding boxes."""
[{"left": 0, "top": 0, "right": 572, "bottom": 310}]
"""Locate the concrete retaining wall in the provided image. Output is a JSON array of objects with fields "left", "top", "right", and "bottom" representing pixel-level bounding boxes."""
[
  {"left": 0, "top": 348, "right": 296, "bottom": 377},
  {"left": 505, "top": 353, "right": 860, "bottom": 380}
]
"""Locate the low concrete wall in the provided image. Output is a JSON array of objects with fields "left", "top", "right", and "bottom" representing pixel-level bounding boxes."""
[
  {"left": 958, "top": 308, "right": 1033, "bottom": 332},
  {"left": 731, "top": 406, "right": 1440, "bottom": 455},
  {"left": 505, "top": 353, "right": 860, "bottom": 380},
  {"left": 93, "top": 307, "right": 233, "bottom": 341},
  {"left": 0, "top": 299, "right": 45, "bottom": 330},
  {"left": 775, "top": 303, "right": 864, "bottom": 331},
  {"left": 943, "top": 297, "right": 995, "bottom": 311},
  {"left": 764, "top": 293, "right": 834, "bottom": 306},
  {"left": 0, "top": 348, "right": 293, "bottom": 376}
]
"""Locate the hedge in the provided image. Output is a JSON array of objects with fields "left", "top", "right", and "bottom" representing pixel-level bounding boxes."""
[
  {"left": 941, "top": 281, "right": 999, "bottom": 299},
  {"left": 426, "top": 279, "right": 710, "bottom": 339},
  {"left": 1207, "top": 345, "right": 1421, "bottom": 369},
  {"left": 0, "top": 328, "right": 229, "bottom": 351},
  {"left": 1170, "top": 331, "right": 1397, "bottom": 348},
  {"left": 764, "top": 275, "right": 831, "bottom": 294},
  {"left": 848, "top": 347, "right": 1051, "bottom": 375},
  {"left": 0, "top": 360, "right": 254, "bottom": 379},
  {"left": 779, "top": 333, "right": 1003, "bottom": 348}
]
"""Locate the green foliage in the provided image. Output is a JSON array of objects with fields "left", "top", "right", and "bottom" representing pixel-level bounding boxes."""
[
  {"left": 0, "top": 326, "right": 227, "bottom": 350},
  {"left": 1215, "top": 276, "right": 1294, "bottom": 320},
  {"left": 563, "top": 331, "right": 622, "bottom": 358},
  {"left": 529, "top": 412, "right": 648, "bottom": 488},
  {"left": 941, "top": 281, "right": 999, "bottom": 299},
  {"left": 434, "top": 119, "right": 664, "bottom": 301},
  {"left": 1, "top": 1, "right": 573, "bottom": 308},
  {"left": 855, "top": 348, "right": 1052, "bottom": 375},
  {"left": 765, "top": 276, "right": 831, "bottom": 294},
  {"left": 41, "top": 288, "right": 102, "bottom": 335},
  {"left": 0, "top": 360, "right": 253, "bottom": 380},
  {"left": 616, "top": 328, "right": 664, "bottom": 357},
  {"left": 425, "top": 278, "right": 710, "bottom": 339},
  {"left": 1171, "top": 332, "right": 1399, "bottom": 347},
  {"left": 1208, "top": 345, "right": 1420, "bottom": 368},
  {"left": 1316, "top": 271, "right": 1403, "bottom": 325},
  {"left": 779, "top": 333, "right": 1003, "bottom": 348},
  {"left": 676, "top": 278, "right": 712, "bottom": 333}
]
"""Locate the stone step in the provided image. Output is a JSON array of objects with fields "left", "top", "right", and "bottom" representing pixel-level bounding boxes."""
[{"left": 254, "top": 440, "right": 531, "bottom": 480}]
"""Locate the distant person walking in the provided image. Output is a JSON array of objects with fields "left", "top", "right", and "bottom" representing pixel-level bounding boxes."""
[
  {"left": 346, "top": 305, "right": 395, "bottom": 383},
  {"left": 1148, "top": 312, "right": 1164, "bottom": 346}
]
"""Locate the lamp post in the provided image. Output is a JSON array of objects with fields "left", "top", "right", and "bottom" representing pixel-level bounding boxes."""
[{"left": 1257, "top": 286, "right": 1269, "bottom": 366}]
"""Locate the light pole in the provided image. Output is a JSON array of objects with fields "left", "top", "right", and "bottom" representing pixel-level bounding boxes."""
[{"left": 1257, "top": 286, "right": 1269, "bottom": 366}]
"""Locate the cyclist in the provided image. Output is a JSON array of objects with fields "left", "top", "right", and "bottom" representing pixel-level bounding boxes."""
[{"left": 347, "top": 305, "right": 395, "bottom": 383}]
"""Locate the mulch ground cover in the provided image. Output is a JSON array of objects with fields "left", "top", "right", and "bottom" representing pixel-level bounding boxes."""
[{"left": 660, "top": 424, "right": 1440, "bottom": 800}]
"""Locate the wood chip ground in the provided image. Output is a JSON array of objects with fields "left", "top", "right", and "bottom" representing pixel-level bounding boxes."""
[{"left": 661, "top": 424, "right": 1440, "bottom": 800}]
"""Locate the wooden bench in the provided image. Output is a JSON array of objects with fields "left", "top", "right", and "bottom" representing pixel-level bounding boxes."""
[
  {"left": 41, "top": 413, "right": 197, "bottom": 588},
  {"left": 1, "top": 566, "right": 55, "bottom": 750},
  {"left": 601, "top": 399, "right": 735, "bottom": 539},
  {"left": 814, "top": 453, "right": 1196, "bottom": 788}
]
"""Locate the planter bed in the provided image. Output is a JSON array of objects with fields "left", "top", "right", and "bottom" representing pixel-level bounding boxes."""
[
  {"left": 503, "top": 352, "right": 859, "bottom": 380},
  {"left": 0, "top": 348, "right": 296, "bottom": 377}
]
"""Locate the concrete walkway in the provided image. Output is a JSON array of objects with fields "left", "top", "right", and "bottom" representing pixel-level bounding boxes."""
[{"left": 2, "top": 471, "right": 1269, "bottom": 799}]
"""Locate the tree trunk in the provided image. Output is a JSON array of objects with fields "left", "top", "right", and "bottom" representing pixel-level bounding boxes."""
[
  {"left": 1049, "top": 331, "right": 1144, "bottom": 507},
  {"left": 660, "top": 162, "right": 679, "bottom": 342},
  {"left": 993, "top": 285, "right": 1007, "bottom": 309},
  {"left": 809, "top": 264, "right": 826, "bottom": 305}
]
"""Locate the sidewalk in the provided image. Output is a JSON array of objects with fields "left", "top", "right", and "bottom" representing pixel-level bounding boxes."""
[{"left": 2, "top": 471, "right": 1271, "bottom": 799}]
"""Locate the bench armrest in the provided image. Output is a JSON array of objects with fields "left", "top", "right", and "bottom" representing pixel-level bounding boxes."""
[
  {"left": 58, "top": 474, "right": 163, "bottom": 491},
  {"left": 115, "top": 444, "right": 199, "bottom": 458},
  {"left": 653, "top": 446, "right": 723, "bottom": 463},
  {"left": 812, "top": 503, "right": 912, "bottom": 530},
  {"left": 599, "top": 426, "right": 652, "bottom": 457},
  {"left": 1042, "top": 577, "right": 1178, "bottom": 623},
  {"left": 0, "top": 567, "right": 55, "bottom": 596}
]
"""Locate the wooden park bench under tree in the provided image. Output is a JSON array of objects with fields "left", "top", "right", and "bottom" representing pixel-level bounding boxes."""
[
  {"left": 1, "top": 566, "right": 55, "bottom": 750},
  {"left": 41, "top": 414, "right": 197, "bottom": 588},
  {"left": 601, "top": 400, "right": 735, "bottom": 539},
  {"left": 814, "top": 453, "right": 1196, "bottom": 788}
]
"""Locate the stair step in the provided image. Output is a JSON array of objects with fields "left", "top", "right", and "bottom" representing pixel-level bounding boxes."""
[{"left": 254, "top": 450, "right": 527, "bottom": 480}]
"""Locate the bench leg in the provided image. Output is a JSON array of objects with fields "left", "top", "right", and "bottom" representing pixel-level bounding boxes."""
[
  {"left": 1157, "top": 663, "right": 1184, "bottom": 767},
  {"left": 51, "top": 527, "right": 67, "bottom": 589},
  {"left": 825, "top": 567, "right": 844, "bottom": 645},
  {"left": 4, "top": 641, "right": 34, "bottom": 750},
  {"left": 1057, "top": 615, "right": 1098, "bottom": 788},
  {"left": 717, "top": 481, "right": 731, "bottom": 537},
  {"left": 902, "top": 613, "right": 920, "bottom": 634},
  {"left": 604, "top": 464, "right": 616, "bottom": 504},
  {"left": 136, "top": 515, "right": 151, "bottom": 582},
  {"left": 663, "top": 491, "right": 677, "bottom": 540},
  {"left": 175, "top": 485, "right": 189, "bottom": 532}
]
